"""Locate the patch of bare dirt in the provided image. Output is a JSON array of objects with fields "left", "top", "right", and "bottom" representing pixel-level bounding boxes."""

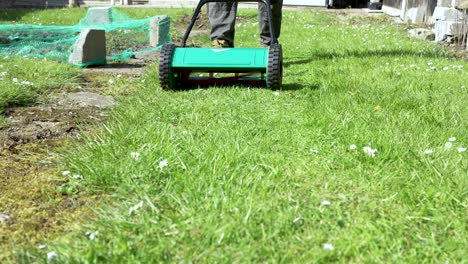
[{"left": 0, "top": 92, "right": 114, "bottom": 151}]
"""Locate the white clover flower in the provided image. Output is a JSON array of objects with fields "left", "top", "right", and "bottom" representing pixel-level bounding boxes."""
[
  {"left": 47, "top": 251, "right": 58, "bottom": 262},
  {"left": 321, "top": 200, "right": 331, "bottom": 206},
  {"left": 461, "top": 85, "right": 466, "bottom": 89},
  {"left": 116, "top": 74, "right": 122, "bottom": 78},
  {"left": 129, "top": 200, "right": 144, "bottom": 215},
  {"left": 62, "top": 170, "right": 71, "bottom": 176},
  {"left": 108, "top": 79, "right": 114, "bottom": 84},
  {"left": 130, "top": 151, "right": 140, "bottom": 161},
  {"left": 38, "top": 244, "right": 47, "bottom": 249},
  {"left": 448, "top": 137, "right": 456, "bottom": 142},
  {"left": 323, "top": 243, "right": 334, "bottom": 250},
  {"left": 363, "top": 146, "right": 378, "bottom": 157},
  {"left": 86, "top": 230, "right": 99, "bottom": 241},
  {"left": 273, "top": 91, "right": 280, "bottom": 96},
  {"left": 349, "top": 144, "right": 357, "bottom": 151},
  {"left": 0, "top": 72, "right": 6, "bottom": 77},
  {"left": 424, "top": 149, "right": 434, "bottom": 155},
  {"left": 20, "top": 80, "right": 34, "bottom": 86},
  {"left": 310, "top": 149, "right": 319, "bottom": 154},
  {"left": 12, "top": 78, "right": 18, "bottom": 83},
  {"left": 457, "top": 147, "right": 467, "bottom": 153},
  {"left": 292, "top": 217, "right": 302, "bottom": 223},
  {"left": 445, "top": 142, "right": 452, "bottom": 149},
  {"left": 159, "top": 159, "right": 168, "bottom": 169},
  {"left": 72, "top": 174, "right": 83, "bottom": 180},
  {"left": 443, "top": 67, "right": 449, "bottom": 71}
]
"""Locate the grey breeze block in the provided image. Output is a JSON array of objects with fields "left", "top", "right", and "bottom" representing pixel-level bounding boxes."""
[
  {"left": 69, "top": 29, "right": 106, "bottom": 66},
  {"left": 150, "top": 15, "right": 171, "bottom": 48}
]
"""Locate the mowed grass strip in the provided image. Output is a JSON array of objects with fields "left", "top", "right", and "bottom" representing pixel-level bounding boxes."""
[{"left": 12, "top": 9, "right": 468, "bottom": 263}]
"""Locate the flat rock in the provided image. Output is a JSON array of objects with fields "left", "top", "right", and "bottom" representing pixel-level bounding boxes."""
[
  {"left": 0, "top": 212, "right": 11, "bottom": 224},
  {"left": 408, "top": 28, "right": 435, "bottom": 41},
  {"left": 63, "top": 92, "right": 115, "bottom": 108}
]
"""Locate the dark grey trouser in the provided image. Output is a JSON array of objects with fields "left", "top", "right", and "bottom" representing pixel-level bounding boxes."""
[{"left": 208, "top": 0, "right": 283, "bottom": 47}]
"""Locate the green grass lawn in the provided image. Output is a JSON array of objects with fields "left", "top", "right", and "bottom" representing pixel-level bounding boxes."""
[
  {"left": 0, "top": 57, "right": 80, "bottom": 126},
  {"left": 2, "top": 7, "right": 467, "bottom": 263}
]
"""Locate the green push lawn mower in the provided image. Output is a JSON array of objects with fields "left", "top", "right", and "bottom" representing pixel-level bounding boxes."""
[{"left": 159, "top": 0, "right": 283, "bottom": 90}]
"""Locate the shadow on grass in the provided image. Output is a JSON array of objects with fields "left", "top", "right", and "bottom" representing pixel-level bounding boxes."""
[
  {"left": 173, "top": 82, "right": 313, "bottom": 91},
  {"left": 284, "top": 49, "right": 447, "bottom": 67},
  {"left": 0, "top": 9, "right": 36, "bottom": 22},
  {"left": 281, "top": 83, "right": 316, "bottom": 91}
]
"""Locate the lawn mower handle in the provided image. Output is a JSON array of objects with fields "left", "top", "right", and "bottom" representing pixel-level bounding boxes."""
[{"left": 181, "top": 0, "right": 278, "bottom": 47}]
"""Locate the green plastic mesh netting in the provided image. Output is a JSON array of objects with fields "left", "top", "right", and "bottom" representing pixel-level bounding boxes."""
[{"left": 0, "top": 8, "right": 171, "bottom": 66}]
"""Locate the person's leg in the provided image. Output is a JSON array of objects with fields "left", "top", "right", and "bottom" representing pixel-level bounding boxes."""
[
  {"left": 208, "top": 2, "right": 238, "bottom": 47},
  {"left": 258, "top": 0, "right": 283, "bottom": 46}
]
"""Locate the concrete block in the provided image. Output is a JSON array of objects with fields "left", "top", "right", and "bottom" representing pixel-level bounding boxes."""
[
  {"left": 406, "top": 7, "right": 426, "bottom": 23},
  {"left": 457, "top": 0, "right": 468, "bottom": 8},
  {"left": 437, "top": 0, "right": 453, "bottom": 7},
  {"left": 432, "top": 7, "right": 466, "bottom": 21},
  {"left": 150, "top": 15, "right": 171, "bottom": 48},
  {"left": 69, "top": 29, "right": 106, "bottom": 66},
  {"left": 382, "top": 5, "right": 402, "bottom": 18},
  {"left": 433, "top": 20, "right": 468, "bottom": 41},
  {"left": 82, "top": 7, "right": 112, "bottom": 25}
]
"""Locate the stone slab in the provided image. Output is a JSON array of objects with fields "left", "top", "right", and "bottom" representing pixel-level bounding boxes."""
[
  {"left": 149, "top": 15, "right": 170, "bottom": 48},
  {"left": 405, "top": 7, "right": 426, "bottom": 23},
  {"left": 433, "top": 7, "right": 466, "bottom": 21},
  {"left": 69, "top": 29, "right": 106, "bottom": 66},
  {"left": 434, "top": 20, "right": 468, "bottom": 41},
  {"left": 64, "top": 92, "right": 115, "bottom": 108},
  {"left": 408, "top": 28, "right": 436, "bottom": 40},
  {"left": 82, "top": 7, "right": 112, "bottom": 25}
]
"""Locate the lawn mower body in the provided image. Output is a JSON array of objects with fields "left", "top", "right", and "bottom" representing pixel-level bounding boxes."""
[
  {"left": 172, "top": 48, "right": 268, "bottom": 71},
  {"left": 159, "top": 0, "right": 283, "bottom": 90}
]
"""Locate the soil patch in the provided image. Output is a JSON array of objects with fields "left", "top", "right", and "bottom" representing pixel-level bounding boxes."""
[{"left": 0, "top": 87, "right": 114, "bottom": 260}]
